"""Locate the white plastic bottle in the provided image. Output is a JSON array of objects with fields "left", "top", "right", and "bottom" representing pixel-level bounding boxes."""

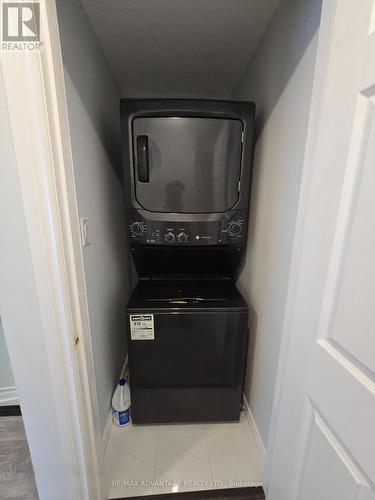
[{"left": 112, "top": 378, "right": 131, "bottom": 426}]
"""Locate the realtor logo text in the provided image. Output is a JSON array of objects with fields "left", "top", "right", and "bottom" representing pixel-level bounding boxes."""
[{"left": 2, "top": 2, "right": 42, "bottom": 51}]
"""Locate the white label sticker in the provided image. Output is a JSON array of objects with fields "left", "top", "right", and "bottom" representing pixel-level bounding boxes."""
[{"left": 130, "top": 314, "right": 154, "bottom": 340}]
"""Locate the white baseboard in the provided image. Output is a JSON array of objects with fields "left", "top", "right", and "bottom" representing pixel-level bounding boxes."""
[
  {"left": 243, "top": 394, "right": 266, "bottom": 465},
  {"left": 103, "top": 355, "right": 129, "bottom": 452},
  {"left": 0, "top": 386, "right": 19, "bottom": 406}
]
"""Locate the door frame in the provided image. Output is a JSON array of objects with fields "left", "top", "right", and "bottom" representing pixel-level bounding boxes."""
[
  {"left": 1, "top": 1, "right": 104, "bottom": 499},
  {"left": 0, "top": 0, "right": 338, "bottom": 499}
]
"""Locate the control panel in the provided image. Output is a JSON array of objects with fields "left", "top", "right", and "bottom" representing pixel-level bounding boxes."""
[{"left": 127, "top": 210, "right": 247, "bottom": 247}]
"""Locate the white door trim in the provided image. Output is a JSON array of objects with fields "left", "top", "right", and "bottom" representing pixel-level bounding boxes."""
[
  {"left": 265, "top": 0, "right": 338, "bottom": 493},
  {"left": 1, "top": 1, "right": 104, "bottom": 499}
]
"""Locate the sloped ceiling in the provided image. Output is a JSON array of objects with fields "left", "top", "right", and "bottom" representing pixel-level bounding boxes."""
[{"left": 80, "top": 0, "right": 282, "bottom": 98}]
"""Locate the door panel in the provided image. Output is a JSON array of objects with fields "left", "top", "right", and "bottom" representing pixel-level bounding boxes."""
[
  {"left": 296, "top": 403, "right": 371, "bottom": 500},
  {"left": 310, "top": 342, "right": 375, "bottom": 480},
  {"left": 328, "top": 92, "right": 375, "bottom": 375},
  {"left": 132, "top": 117, "right": 243, "bottom": 213},
  {"left": 268, "top": 1, "right": 375, "bottom": 498}
]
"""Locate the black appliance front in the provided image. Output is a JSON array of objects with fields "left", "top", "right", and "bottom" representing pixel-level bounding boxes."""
[
  {"left": 122, "top": 99, "right": 254, "bottom": 424},
  {"left": 131, "top": 245, "right": 245, "bottom": 281},
  {"left": 121, "top": 99, "right": 255, "bottom": 250},
  {"left": 126, "top": 281, "right": 248, "bottom": 424}
]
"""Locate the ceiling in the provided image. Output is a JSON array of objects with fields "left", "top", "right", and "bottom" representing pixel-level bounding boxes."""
[{"left": 80, "top": 0, "right": 282, "bottom": 98}]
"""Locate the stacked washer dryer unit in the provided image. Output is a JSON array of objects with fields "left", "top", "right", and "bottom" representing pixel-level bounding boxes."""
[{"left": 121, "top": 99, "right": 255, "bottom": 424}]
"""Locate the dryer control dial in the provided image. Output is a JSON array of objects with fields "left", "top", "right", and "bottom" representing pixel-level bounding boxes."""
[
  {"left": 228, "top": 221, "right": 242, "bottom": 236},
  {"left": 131, "top": 222, "right": 145, "bottom": 236},
  {"left": 165, "top": 232, "right": 175, "bottom": 243},
  {"left": 177, "top": 232, "right": 188, "bottom": 243}
]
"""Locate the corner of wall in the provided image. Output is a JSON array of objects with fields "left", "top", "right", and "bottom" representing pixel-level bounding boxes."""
[
  {"left": 56, "top": 0, "right": 131, "bottom": 435},
  {"left": 233, "top": 0, "right": 323, "bottom": 448}
]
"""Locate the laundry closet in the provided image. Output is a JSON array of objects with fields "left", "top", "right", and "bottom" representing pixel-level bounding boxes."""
[{"left": 55, "top": 0, "right": 322, "bottom": 497}]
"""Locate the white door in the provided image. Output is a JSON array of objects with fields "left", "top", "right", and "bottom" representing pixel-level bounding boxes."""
[{"left": 267, "top": 1, "right": 375, "bottom": 499}]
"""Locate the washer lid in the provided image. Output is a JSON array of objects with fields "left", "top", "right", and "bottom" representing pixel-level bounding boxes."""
[{"left": 126, "top": 279, "right": 248, "bottom": 312}]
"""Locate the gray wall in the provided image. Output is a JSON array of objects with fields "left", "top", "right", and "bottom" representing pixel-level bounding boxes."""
[
  {"left": 0, "top": 319, "right": 17, "bottom": 405},
  {"left": 0, "top": 69, "right": 17, "bottom": 407},
  {"left": 80, "top": 0, "right": 282, "bottom": 100},
  {"left": 56, "top": 0, "right": 130, "bottom": 433},
  {"left": 232, "top": 0, "right": 322, "bottom": 448}
]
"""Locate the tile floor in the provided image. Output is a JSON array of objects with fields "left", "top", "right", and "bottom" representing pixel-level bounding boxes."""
[{"left": 105, "top": 412, "right": 263, "bottom": 498}]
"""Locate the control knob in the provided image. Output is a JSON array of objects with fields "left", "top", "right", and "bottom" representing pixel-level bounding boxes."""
[
  {"left": 165, "top": 232, "right": 175, "bottom": 243},
  {"left": 177, "top": 232, "right": 188, "bottom": 243},
  {"left": 228, "top": 221, "right": 242, "bottom": 236},
  {"left": 131, "top": 222, "right": 144, "bottom": 236}
]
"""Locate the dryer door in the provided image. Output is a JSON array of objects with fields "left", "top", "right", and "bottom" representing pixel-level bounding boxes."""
[{"left": 132, "top": 117, "right": 243, "bottom": 213}]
